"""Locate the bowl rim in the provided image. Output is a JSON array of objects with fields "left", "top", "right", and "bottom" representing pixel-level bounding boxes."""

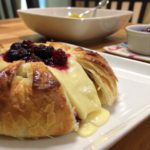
[
  {"left": 126, "top": 24, "right": 150, "bottom": 35},
  {"left": 17, "top": 7, "right": 133, "bottom": 21}
]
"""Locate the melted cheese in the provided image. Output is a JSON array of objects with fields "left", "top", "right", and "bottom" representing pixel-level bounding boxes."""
[
  {"left": 76, "top": 108, "right": 110, "bottom": 137},
  {"left": 48, "top": 57, "right": 101, "bottom": 119},
  {"left": 83, "top": 108, "right": 110, "bottom": 127},
  {"left": 16, "top": 63, "right": 33, "bottom": 79},
  {"left": 76, "top": 123, "right": 98, "bottom": 137}
]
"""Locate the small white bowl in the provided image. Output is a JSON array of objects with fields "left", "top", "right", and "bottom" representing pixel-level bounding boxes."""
[
  {"left": 126, "top": 25, "right": 150, "bottom": 56},
  {"left": 17, "top": 7, "right": 132, "bottom": 42}
]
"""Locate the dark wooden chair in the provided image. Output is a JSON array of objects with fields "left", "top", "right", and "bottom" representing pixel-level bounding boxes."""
[
  {"left": 1, "top": 0, "right": 18, "bottom": 19},
  {"left": 26, "top": 0, "right": 39, "bottom": 8},
  {"left": 0, "top": 0, "right": 39, "bottom": 19},
  {"left": 71, "top": 0, "right": 150, "bottom": 23},
  {"left": 71, "top": 0, "right": 100, "bottom": 7},
  {"left": 107, "top": 0, "right": 150, "bottom": 23}
]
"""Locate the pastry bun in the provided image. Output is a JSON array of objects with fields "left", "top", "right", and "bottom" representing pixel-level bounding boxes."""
[
  {"left": 0, "top": 44, "right": 77, "bottom": 138},
  {"left": 0, "top": 41, "right": 118, "bottom": 138}
]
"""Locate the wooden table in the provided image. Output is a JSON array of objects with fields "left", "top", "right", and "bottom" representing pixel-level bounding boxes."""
[{"left": 0, "top": 18, "right": 150, "bottom": 150}]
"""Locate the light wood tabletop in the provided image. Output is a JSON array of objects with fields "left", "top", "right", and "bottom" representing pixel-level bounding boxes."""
[{"left": 0, "top": 18, "right": 149, "bottom": 150}]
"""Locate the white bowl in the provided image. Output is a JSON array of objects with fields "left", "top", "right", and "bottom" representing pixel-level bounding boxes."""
[
  {"left": 126, "top": 25, "right": 150, "bottom": 56},
  {"left": 18, "top": 7, "right": 132, "bottom": 42}
]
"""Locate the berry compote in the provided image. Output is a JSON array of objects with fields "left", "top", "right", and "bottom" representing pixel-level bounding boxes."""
[
  {"left": 1, "top": 40, "right": 69, "bottom": 70},
  {"left": 139, "top": 27, "right": 150, "bottom": 33},
  {"left": 74, "top": 112, "right": 82, "bottom": 122}
]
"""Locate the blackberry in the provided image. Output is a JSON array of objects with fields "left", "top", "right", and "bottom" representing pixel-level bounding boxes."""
[
  {"left": 10, "top": 42, "right": 22, "bottom": 50},
  {"left": 28, "top": 44, "right": 38, "bottom": 54},
  {"left": 33, "top": 57, "right": 43, "bottom": 62},
  {"left": 34, "top": 44, "right": 45, "bottom": 57},
  {"left": 6, "top": 49, "right": 19, "bottom": 62},
  {"left": 43, "top": 57, "right": 53, "bottom": 65},
  {"left": 53, "top": 49, "right": 67, "bottom": 65},
  {"left": 31, "top": 53, "right": 43, "bottom": 61},
  {"left": 21, "top": 56, "right": 33, "bottom": 62},
  {"left": 29, "top": 44, "right": 37, "bottom": 49},
  {"left": 46, "top": 46, "right": 54, "bottom": 57},
  {"left": 18, "top": 48, "right": 27, "bottom": 58},
  {"left": 35, "top": 44, "right": 54, "bottom": 58},
  {"left": 22, "top": 44, "right": 28, "bottom": 49},
  {"left": 21, "top": 56, "right": 42, "bottom": 62}
]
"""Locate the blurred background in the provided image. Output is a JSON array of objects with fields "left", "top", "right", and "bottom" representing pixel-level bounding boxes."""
[{"left": 0, "top": 0, "right": 150, "bottom": 24}]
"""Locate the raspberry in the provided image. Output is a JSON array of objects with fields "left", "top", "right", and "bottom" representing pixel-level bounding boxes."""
[
  {"left": 22, "top": 40, "right": 34, "bottom": 45},
  {"left": 53, "top": 49, "right": 67, "bottom": 65}
]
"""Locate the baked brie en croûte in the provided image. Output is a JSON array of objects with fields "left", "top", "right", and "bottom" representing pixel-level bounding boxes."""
[{"left": 0, "top": 40, "right": 118, "bottom": 139}]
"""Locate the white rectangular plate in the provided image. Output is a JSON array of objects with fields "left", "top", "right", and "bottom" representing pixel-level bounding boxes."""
[{"left": 0, "top": 44, "right": 149, "bottom": 150}]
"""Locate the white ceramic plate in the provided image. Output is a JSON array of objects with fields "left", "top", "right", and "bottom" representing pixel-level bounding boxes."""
[
  {"left": 0, "top": 44, "right": 149, "bottom": 150},
  {"left": 17, "top": 7, "right": 132, "bottom": 42}
]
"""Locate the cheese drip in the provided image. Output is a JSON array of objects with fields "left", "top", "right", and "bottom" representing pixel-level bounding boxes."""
[
  {"left": 48, "top": 57, "right": 101, "bottom": 119},
  {"left": 76, "top": 108, "right": 110, "bottom": 137}
]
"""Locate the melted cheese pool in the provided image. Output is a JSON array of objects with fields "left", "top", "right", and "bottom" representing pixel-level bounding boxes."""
[{"left": 76, "top": 108, "right": 110, "bottom": 137}]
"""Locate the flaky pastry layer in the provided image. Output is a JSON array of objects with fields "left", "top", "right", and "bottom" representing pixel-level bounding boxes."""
[{"left": 45, "top": 42, "right": 118, "bottom": 106}]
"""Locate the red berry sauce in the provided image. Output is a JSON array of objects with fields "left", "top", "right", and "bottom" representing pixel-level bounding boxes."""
[
  {"left": 74, "top": 111, "right": 82, "bottom": 122},
  {"left": 67, "top": 54, "right": 71, "bottom": 57},
  {"left": 0, "top": 52, "right": 8, "bottom": 62}
]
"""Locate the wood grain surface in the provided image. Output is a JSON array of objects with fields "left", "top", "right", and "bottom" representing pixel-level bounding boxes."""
[{"left": 0, "top": 18, "right": 149, "bottom": 150}]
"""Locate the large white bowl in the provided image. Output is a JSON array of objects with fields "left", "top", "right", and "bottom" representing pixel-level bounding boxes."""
[{"left": 17, "top": 7, "right": 132, "bottom": 42}]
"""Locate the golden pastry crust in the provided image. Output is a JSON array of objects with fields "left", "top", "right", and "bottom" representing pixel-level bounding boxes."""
[
  {"left": 0, "top": 44, "right": 7, "bottom": 54},
  {"left": 0, "top": 59, "right": 76, "bottom": 138}
]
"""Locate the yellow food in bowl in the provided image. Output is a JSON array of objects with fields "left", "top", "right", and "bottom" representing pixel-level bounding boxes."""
[{"left": 69, "top": 13, "right": 85, "bottom": 18}]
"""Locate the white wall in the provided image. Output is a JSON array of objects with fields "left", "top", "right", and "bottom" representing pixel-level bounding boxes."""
[{"left": 21, "top": 0, "right": 27, "bottom": 10}]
